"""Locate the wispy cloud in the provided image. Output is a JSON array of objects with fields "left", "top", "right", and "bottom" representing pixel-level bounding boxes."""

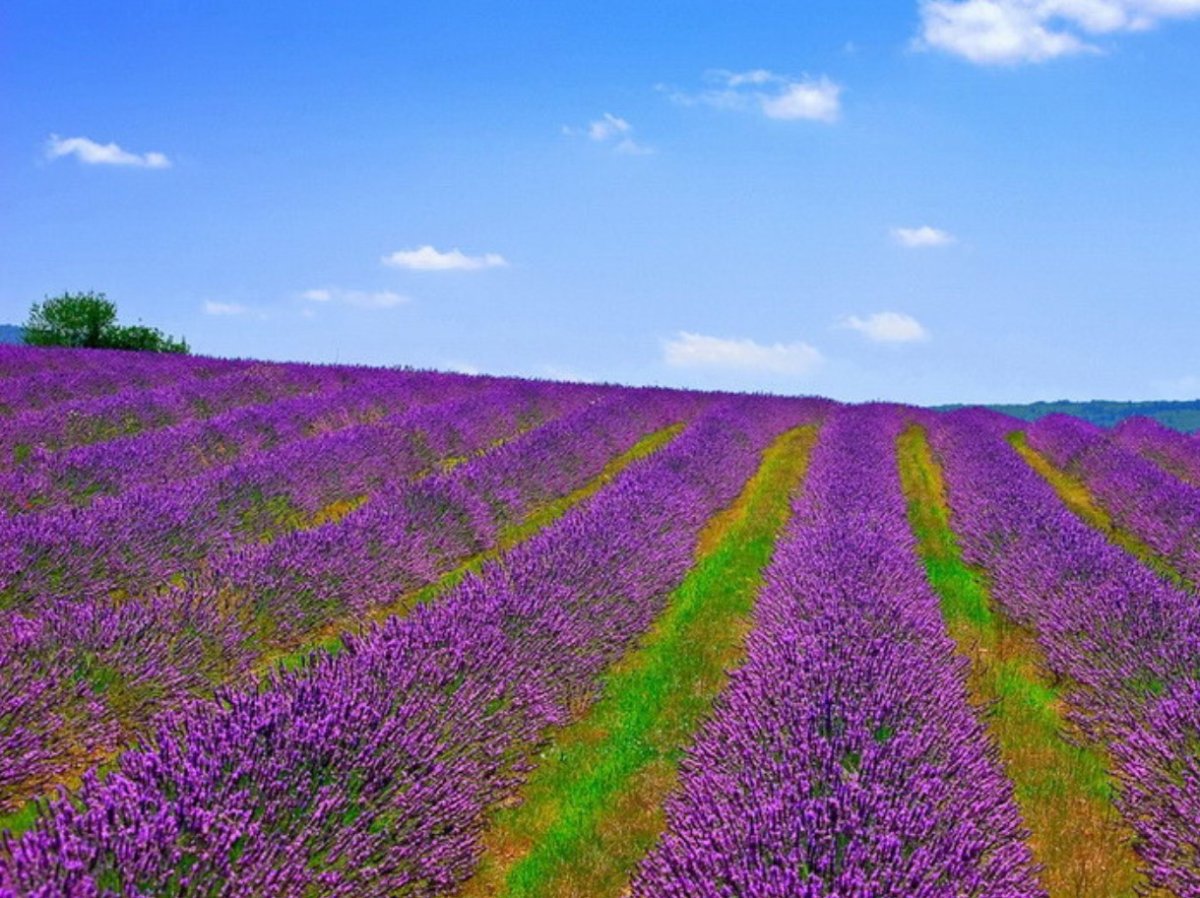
[
  {"left": 664, "top": 70, "right": 843, "bottom": 123},
  {"left": 916, "top": 0, "right": 1200, "bottom": 65},
  {"left": 663, "top": 331, "right": 824, "bottom": 375},
  {"left": 203, "top": 301, "right": 248, "bottom": 316},
  {"left": 841, "top": 311, "right": 930, "bottom": 344},
  {"left": 302, "top": 287, "right": 410, "bottom": 309},
  {"left": 891, "top": 225, "right": 956, "bottom": 248},
  {"left": 564, "top": 113, "right": 653, "bottom": 155},
  {"left": 588, "top": 113, "right": 631, "bottom": 142},
  {"left": 45, "top": 134, "right": 171, "bottom": 168},
  {"left": 381, "top": 245, "right": 508, "bottom": 271}
]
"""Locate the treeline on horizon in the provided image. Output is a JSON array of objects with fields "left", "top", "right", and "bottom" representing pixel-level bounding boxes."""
[{"left": 939, "top": 399, "right": 1200, "bottom": 433}]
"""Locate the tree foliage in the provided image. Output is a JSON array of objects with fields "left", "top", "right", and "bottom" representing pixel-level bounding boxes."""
[{"left": 23, "top": 292, "right": 189, "bottom": 353}]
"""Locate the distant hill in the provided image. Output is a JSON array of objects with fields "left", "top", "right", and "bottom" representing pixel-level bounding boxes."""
[
  {"left": 0, "top": 325, "right": 24, "bottom": 345},
  {"left": 941, "top": 399, "right": 1200, "bottom": 433}
]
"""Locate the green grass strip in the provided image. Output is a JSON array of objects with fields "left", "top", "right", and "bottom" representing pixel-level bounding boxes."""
[
  {"left": 459, "top": 424, "right": 818, "bottom": 898},
  {"left": 0, "top": 795, "right": 44, "bottom": 839},
  {"left": 1009, "top": 431, "right": 1190, "bottom": 591},
  {"left": 899, "top": 424, "right": 1146, "bottom": 898}
]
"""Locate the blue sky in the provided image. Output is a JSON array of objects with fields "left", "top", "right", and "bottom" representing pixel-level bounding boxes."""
[{"left": 3, "top": 0, "right": 1199, "bottom": 404}]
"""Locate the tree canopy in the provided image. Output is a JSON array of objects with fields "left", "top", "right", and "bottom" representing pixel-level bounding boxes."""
[{"left": 24, "top": 292, "right": 189, "bottom": 353}]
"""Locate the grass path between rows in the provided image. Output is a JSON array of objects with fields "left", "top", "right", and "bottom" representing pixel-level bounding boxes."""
[
  {"left": 265, "top": 423, "right": 685, "bottom": 674},
  {"left": 456, "top": 423, "right": 819, "bottom": 898},
  {"left": 1009, "top": 431, "right": 1192, "bottom": 591},
  {"left": 899, "top": 424, "right": 1146, "bottom": 898}
]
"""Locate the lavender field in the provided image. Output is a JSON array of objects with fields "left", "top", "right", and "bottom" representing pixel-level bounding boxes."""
[{"left": 2, "top": 345, "right": 1199, "bottom": 898}]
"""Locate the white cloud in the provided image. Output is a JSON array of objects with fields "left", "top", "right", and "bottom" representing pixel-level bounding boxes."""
[
  {"left": 916, "top": 0, "right": 1200, "bottom": 64},
  {"left": 302, "top": 287, "right": 410, "bottom": 309},
  {"left": 381, "top": 245, "right": 508, "bottom": 271},
  {"left": 667, "top": 70, "right": 843, "bottom": 124},
  {"left": 918, "top": 0, "right": 1092, "bottom": 62},
  {"left": 45, "top": 135, "right": 171, "bottom": 168},
  {"left": 663, "top": 332, "right": 824, "bottom": 375},
  {"left": 758, "top": 78, "right": 844, "bottom": 122},
  {"left": 565, "top": 113, "right": 653, "bottom": 155},
  {"left": 892, "top": 225, "right": 957, "bottom": 247},
  {"left": 842, "top": 312, "right": 931, "bottom": 344},
  {"left": 203, "top": 301, "right": 248, "bottom": 316}
]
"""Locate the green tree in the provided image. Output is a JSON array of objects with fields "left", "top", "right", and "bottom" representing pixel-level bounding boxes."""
[
  {"left": 107, "top": 323, "right": 189, "bottom": 354},
  {"left": 23, "top": 291, "right": 189, "bottom": 353},
  {"left": 24, "top": 291, "right": 118, "bottom": 348}
]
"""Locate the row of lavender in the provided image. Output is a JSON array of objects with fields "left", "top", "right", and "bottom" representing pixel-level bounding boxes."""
[
  {"left": 0, "top": 361, "right": 373, "bottom": 467},
  {"left": 1027, "top": 413, "right": 1200, "bottom": 588},
  {"left": 0, "top": 347, "right": 245, "bottom": 415},
  {"left": 0, "top": 378, "right": 595, "bottom": 610},
  {"left": 0, "top": 366, "right": 480, "bottom": 513},
  {"left": 932, "top": 409, "right": 1200, "bottom": 894},
  {"left": 0, "top": 397, "right": 814, "bottom": 896},
  {"left": 1113, "top": 415, "right": 1200, "bottom": 487},
  {"left": 0, "top": 348, "right": 564, "bottom": 483},
  {"left": 0, "top": 381, "right": 673, "bottom": 812},
  {"left": 634, "top": 405, "right": 1040, "bottom": 897}
]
